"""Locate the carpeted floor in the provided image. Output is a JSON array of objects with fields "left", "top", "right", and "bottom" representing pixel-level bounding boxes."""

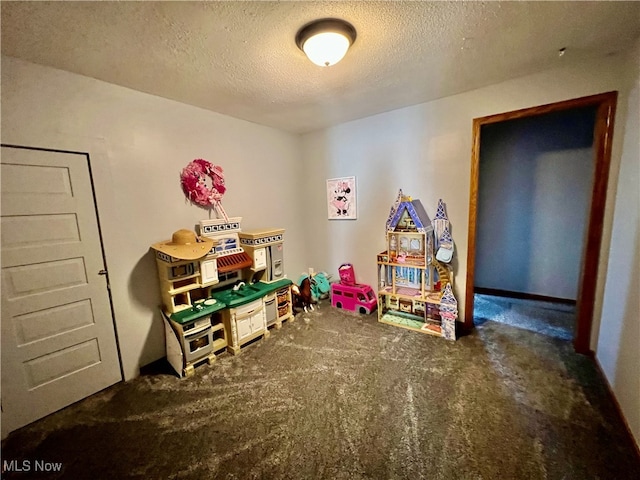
[
  {"left": 473, "top": 293, "right": 575, "bottom": 340},
  {"left": 2, "top": 302, "right": 638, "bottom": 480}
]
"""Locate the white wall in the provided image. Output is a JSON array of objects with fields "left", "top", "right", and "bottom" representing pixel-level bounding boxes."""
[
  {"left": 1, "top": 56, "right": 305, "bottom": 380},
  {"left": 475, "top": 110, "right": 595, "bottom": 300},
  {"left": 529, "top": 149, "right": 592, "bottom": 298},
  {"left": 301, "top": 52, "right": 633, "bottom": 328},
  {"left": 301, "top": 102, "right": 471, "bottom": 299},
  {"left": 301, "top": 48, "right": 638, "bottom": 444},
  {"left": 596, "top": 41, "right": 640, "bottom": 449}
]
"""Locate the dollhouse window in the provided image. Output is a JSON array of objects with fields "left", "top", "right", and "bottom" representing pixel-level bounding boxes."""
[{"left": 408, "top": 237, "right": 425, "bottom": 258}]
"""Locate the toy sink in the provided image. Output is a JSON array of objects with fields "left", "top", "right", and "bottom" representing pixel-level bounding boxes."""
[
  {"left": 210, "top": 280, "right": 293, "bottom": 308},
  {"left": 236, "top": 284, "right": 263, "bottom": 295},
  {"left": 211, "top": 283, "right": 268, "bottom": 307}
]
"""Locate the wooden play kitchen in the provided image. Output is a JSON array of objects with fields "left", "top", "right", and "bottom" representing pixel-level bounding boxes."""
[{"left": 152, "top": 220, "right": 293, "bottom": 378}]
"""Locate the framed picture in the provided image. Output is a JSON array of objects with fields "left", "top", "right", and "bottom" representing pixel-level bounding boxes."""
[{"left": 327, "top": 176, "right": 357, "bottom": 220}]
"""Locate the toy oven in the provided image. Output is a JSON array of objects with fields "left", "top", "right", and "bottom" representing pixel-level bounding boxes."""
[
  {"left": 179, "top": 317, "right": 214, "bottom": 364},
  {"left": 264, "top": 292, "right": 278, "bottom": 326}
]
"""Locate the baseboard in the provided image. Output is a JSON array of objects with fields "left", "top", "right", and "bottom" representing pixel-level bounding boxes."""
[
  {"left": 592, "top": 356, "right": 640, "bottom": 458},
  {"left": 474, "top": 287, "right": 576, "bottom": 306}
]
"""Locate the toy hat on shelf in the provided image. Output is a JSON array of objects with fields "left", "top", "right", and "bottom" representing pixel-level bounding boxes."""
[{"left": 151, "top": 229, "right": 214, "bottom": 260}]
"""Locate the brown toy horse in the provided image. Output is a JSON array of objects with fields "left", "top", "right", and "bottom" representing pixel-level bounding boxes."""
[{"left": 292, "top": 276, "right": 315, "bottom": 313}]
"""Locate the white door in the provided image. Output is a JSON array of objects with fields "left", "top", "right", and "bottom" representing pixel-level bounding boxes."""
[
  {"left": 253, "top": 248, "right": 267, "bottom": 270},
  {"left": 199, "top": 258, "right": 218, "bottom": 286},
  {"left": 1, "top": 146, "right": 121, "bottom": 437}
]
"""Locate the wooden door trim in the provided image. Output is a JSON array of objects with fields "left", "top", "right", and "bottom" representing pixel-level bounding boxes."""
[{"left": 464, "top": 91, "right": 618, "bottom": 354}]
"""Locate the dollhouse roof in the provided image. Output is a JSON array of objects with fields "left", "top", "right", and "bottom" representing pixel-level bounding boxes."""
[
  {"left": 439, "top": 283, "right": 458, "bottom": 312},
  {"left": 439, "top": 226, "right": 453, "bottom": 246},
  {"left": 434, "top": 199, "right": 448, "bottom": 221},
  {"left": 385, "top": 189, "right": 405, "bottom": 231},
  {"left": 387, "top": 198, "right": 433, "bottom": 234}
]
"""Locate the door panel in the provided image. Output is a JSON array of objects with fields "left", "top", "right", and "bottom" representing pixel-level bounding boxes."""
[
  {"left": 1, "top": 146, "right": 121, "bottom": 438},
  {"left": 12, "top": 299, "right": 94, "bottom": 344},
  {"left": 200, "top": 258, "right": 218, "bottom": 285},
  {"left": 236, "top": 316, "right": 252, "bottom": 340}
]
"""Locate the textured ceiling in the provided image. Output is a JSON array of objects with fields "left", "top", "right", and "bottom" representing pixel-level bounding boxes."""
[{"left": 2, "top": 1, "right": 639, "bottom": 134}]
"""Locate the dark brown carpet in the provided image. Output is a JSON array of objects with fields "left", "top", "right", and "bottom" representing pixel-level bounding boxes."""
[{"left": 2, "top": 304, "right": 638, "bottom": 479}]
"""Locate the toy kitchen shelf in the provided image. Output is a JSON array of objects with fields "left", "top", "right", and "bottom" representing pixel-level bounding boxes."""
[
  {"left": 163, "top": 298, "right": 227, "bottom": 378},
  {"left": 260, "top": 283, "right": 294, "bottom": 330}
]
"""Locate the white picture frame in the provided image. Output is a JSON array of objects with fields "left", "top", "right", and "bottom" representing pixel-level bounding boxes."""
[{"left": 327, "top": 176, "right": 357, "bottom": 220}]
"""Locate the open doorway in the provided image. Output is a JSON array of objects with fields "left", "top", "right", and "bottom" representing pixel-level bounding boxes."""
[
  {"left": 464, "top": 92, "right": 618, "bottom": 354},
  {"left": 473, "top": 106, "right": 597, "bottom": 341}
]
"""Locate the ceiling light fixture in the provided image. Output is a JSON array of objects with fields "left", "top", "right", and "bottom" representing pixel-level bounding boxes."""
[{"left": 295, "top": 18, "right": 356, "bottom": 67}]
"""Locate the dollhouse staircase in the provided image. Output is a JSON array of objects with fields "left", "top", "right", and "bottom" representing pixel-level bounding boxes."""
[{"left": 433, "top": 259, "right": 452, "bottom": 288}]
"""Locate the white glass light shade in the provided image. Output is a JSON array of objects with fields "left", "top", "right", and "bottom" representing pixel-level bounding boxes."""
[
  {"left": 296, "top": 19, "right": 356, "bottom": 67},
  {"left": 302, "top": 31, "right": 351, "bottom": 67}
]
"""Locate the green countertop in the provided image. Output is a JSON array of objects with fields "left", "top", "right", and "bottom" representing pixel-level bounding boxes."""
[
  {"left": 169, "top": 298, "right": 227, "bottom": 324},
  {"left": 210, "top": 279, "right": 292, "bottom": 308},
  {"left": 170, "top": 279, "right": 293, "bottom": 324}
]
